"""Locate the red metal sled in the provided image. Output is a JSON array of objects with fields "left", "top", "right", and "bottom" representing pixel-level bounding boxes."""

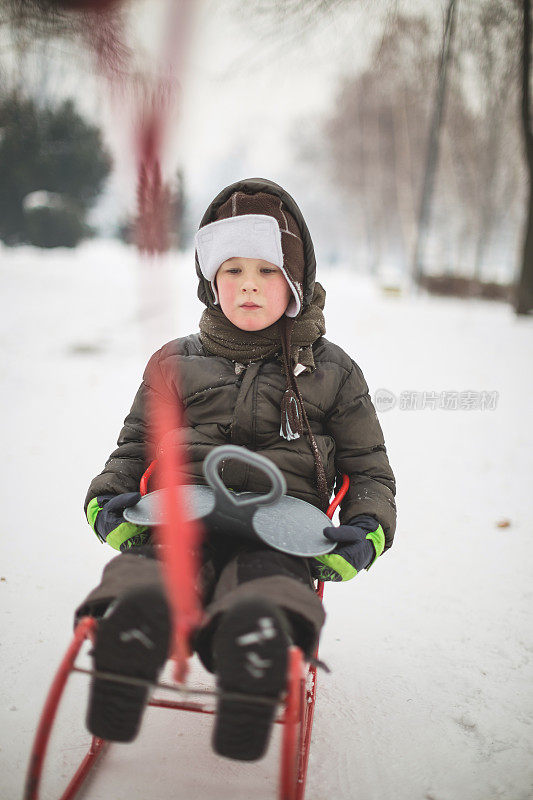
[{"left": 24, "top": 475, "right": 349, "bottom": 800}]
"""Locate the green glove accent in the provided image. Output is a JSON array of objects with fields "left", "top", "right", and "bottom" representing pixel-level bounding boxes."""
[
  {"left": 87, "top": 496, "right": 103, "bottom": 535},
  {"left": 105, "top": 522, "right": 150, "bottom": 551},
  {"left": 313, "top": 553, "right": 358, "bottom": 582},
  {"left": 365, "top": 525, "right": 385, "bottom": 568}
]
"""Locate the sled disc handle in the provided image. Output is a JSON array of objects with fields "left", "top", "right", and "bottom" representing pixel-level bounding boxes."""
[{"left": 203, "top": 445, "right": 287, "bottom": 508}]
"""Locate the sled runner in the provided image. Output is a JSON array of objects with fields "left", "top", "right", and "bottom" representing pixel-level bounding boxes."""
[{"left": 24, "top": 446, "right": 349, "bottom": 800}]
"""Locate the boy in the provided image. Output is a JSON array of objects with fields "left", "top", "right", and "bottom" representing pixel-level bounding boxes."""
[{"left": 76, "top": 178, "right": 396, "bottom": 761}]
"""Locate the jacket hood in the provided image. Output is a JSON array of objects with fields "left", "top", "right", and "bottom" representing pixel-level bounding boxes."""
[{"left": 195, "top": 177, "right": 317, "bottom": 313}]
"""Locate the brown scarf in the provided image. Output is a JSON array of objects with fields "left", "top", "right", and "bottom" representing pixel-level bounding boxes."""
[{"left": 199, "top": 282, "right": 330, "bottom": 509}]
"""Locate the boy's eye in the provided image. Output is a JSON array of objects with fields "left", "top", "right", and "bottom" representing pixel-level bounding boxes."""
[{"left": 223, "top": 267, "right": 278, "bottom": 275}]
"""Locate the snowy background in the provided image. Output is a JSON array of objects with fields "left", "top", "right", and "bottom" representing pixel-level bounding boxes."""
[
  {"left": 0, "top": 0, "right": 532, "bottom": 796},
  {"left": 1, "top": 239, "right": 532, "bottom": 800}
]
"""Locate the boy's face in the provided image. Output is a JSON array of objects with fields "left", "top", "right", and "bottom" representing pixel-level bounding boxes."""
[{"left": 215, "top": 257, "right": 292, "bottom": 331}]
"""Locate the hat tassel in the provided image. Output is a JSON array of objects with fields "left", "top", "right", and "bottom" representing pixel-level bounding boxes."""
[{"left": 280, "top": 388, "right": 304, "bottom": 441}]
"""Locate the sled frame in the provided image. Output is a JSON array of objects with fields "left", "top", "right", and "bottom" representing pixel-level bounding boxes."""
[{"left": 24, "top": 475, "right": 348, "bottom": 800}]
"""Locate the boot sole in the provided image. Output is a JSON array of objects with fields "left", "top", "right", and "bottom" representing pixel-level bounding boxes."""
[
  {"left": 87, "top": 586, "right": 171, "bottom": 742},
  {"left": 213, "top": 598, "right": 289, "bottom": 761}
]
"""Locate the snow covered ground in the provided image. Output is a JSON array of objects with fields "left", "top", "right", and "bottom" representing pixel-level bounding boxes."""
[{"left": 1, "top": 240, "right": 532, "bottom": 800}]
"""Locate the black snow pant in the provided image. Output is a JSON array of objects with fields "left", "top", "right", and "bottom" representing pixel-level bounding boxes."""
[{"left": 74, "top": 539, "right": 326, "bottom": 673}]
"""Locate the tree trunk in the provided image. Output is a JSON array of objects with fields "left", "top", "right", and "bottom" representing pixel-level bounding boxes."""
[
  {"left": 516, "top": 0, "right": 533, "bottom": 314},
  {"left": 412, "top": 0, "right": 457, "bottom": 285},
  {"left": 473, "top": 113, "right": 499, "bottom": 281}
]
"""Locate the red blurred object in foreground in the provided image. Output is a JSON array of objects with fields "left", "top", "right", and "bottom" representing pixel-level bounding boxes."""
[
  {"left": 148, "top": 365, "right": 203, "bottom": 684},
  {"left": 136, "top": 155, "right": 171, "bottom": 255}
]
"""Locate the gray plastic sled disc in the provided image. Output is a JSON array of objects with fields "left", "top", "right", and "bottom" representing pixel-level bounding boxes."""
[
  {"left": 124, "top": 486, "right": 336, "bottom": 557},
  {"left": 252, "top": 496, "right": 335, "bottom": 557},
  {"left": 124, "top": 485, "right": 216, "bottom": 527},
  {"left": 124, "top": 444, "right": 337, "bottom": 558}
]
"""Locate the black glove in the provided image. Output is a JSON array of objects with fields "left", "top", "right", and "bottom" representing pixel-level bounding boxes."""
[
  {"left": 312, "top": 514, "right": 385, "bottom": 582},
  {"left": 87, "top": 492, "right": 150, "bottom": 550}
]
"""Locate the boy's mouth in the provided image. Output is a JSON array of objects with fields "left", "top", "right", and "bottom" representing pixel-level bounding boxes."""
[{"left": 240, "top": 302, "right": 261, "bottom": 308}]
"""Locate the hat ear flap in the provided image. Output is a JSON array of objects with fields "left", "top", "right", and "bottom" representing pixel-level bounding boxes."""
[{"left": 275, "top": 264, "right": 302, "bottom": 318}]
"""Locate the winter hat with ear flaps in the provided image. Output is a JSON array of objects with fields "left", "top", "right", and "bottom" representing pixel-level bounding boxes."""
[{"left": 195, "top": 190, "right": 306, "bottom": 318}]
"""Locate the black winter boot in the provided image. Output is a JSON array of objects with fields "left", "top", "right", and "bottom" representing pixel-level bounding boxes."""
[
  {"left": 87, "top": 586, "right": 171, "bottom": 742},
  {"left": 212, "top": 598, "right": 291, "bottom": 761}
]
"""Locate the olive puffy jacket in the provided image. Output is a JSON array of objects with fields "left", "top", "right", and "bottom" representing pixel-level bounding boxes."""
[
  {"left": 85, "top": 178, "right": 397, "bottom": 550},
  {"left": 85, "top": 333, "right": 396, "bottom": 550}
]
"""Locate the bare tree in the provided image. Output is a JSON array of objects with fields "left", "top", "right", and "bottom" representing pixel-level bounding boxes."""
[
  {"left": 321, "top": 0, "right": 525, "bottom": 290},
  {"left": 412, "top": 0, "right": 457, "bottom": 285},
  {"left": 323, "top": 14, "right": 443, "bottom": 273},
  {"left": 450, "top": 0, "right": 521, "bottom": 282}
]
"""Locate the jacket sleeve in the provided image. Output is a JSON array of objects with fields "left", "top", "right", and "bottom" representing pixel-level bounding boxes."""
[
  {"left": 325, "top": 359, "right": 396, "bottom": 551},
  {"left": 83, "top": 347, "right": 177, "bottom": 514}
]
